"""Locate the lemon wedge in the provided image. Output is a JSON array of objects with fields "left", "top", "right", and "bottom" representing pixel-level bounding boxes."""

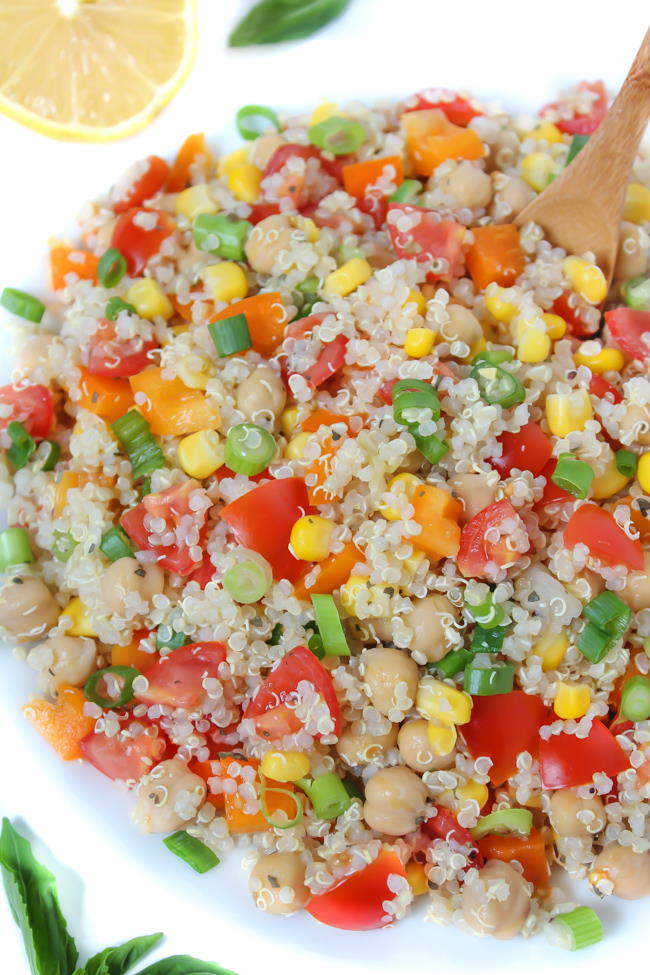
[{"left": 0, "top": 0, "right": 198, "bottom": 141}]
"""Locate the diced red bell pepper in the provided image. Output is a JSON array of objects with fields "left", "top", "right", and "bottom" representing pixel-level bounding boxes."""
[
  {"left": 534, "top": 459, "right": 574, "bottom": 511},
  {"left": 403, "top": 90, "right": 480, "bottom": 127},
  {"left": 461, "top": 691, "right": 549, "bottom": 785},
  {"left": 539, "top": 719, "right": 629, "bottom": 789},
  {"left": 552, "top": 291, "right": 598, "bottom": 338},
  {"left": 110, "top": 207, "right": 175, "bottom": 277},
  {"left": 564, "top": 504, "right": 644, "bottom": 571},
  {"left": 112, "top": 156, "right": 170, "bottom": 214},
  {"left": 306, "top": 849, "right": 406, "bottom": 931},
  {"left": 423, "top": 807, "right": 483, "bottom": 867},
  {"left": 589, "top": 373, "right": 623, "bottom": 404},
  {"left": 541, "top": 81, "right": 607, "bottom": 135},
  {"left": 490, "top": 421, "right": 552, "bottom": 478}
]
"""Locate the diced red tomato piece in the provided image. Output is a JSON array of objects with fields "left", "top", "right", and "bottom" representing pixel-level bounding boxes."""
[
  {"left": 457, "top": 499, "right": 529, "bottom": 580},
  {"left": 244, "top": 645, "right": 341, "bottom": 737},
  {"left": 121, "top": 481, "right": 209, "bottom": 576},
  {"left": 403, "top": 90, "right": 480, "bottom": 127},
  {"left": 461, "top": 691, "right": 549, "bottom": 785},
  {"left": 306, "top": 849, "right": 406, "bottom": 931},
  {"left": 552, "top": 291, "right": 598, "bottom": 338},
  {"left": 0, "top": 383, "right": 53, "bottom": 439},
  {"left": 252, "top": 703, "right": 303, "bottom": 740},
  {"left": 303, "top": 335, "right": 348, "bottom": 388},
  {"left": 110, "top": 207, "right": 175, "bottom": 277},
  {"left": 263, "top": 144, "right": 340, "bottom": 208},
  {"left": 490, "top": 421, "right": 551, "bottom": 478},
  {"left": 539, "top": 719, "right": 629, "bottom": 789},
  {"left": 136, "top": 641, "right": 227, "bottom": 709},
  {"left": 541, "top": 81, "right": 607, "bottom": 135},
  {"left": 589, "top": 373, "right": 623, "bottom": 404},
  {"left": 80, "top": 724, "right": 167, "bottom": 781},
  {"left": 187, "top": 551, "right": 215, "bottom": 589},
  {"left": 112, "top": 156, "right": 170, "bottom": 214},
  {"left": 605, "top": 308, "right": 650, "bottom": 363},
  {"left": 220, "top": 477, "right": 310, "bottom": 583},
  {"left": 423, "top": 807, "right": 484, "bottom": 867},
  {"left": 247, "top": 202, "right": 282, "bottom": 224},
  {"left": 285, "top": 312, "right": 326, "bottom": 341},
  {"left": 534, "top": 459, "right": 574, "bottom": 511},
  {"left": 564, "top": 504, "right": 644, "bottom": 571},
  {"left": 387, "top": 204, "right": 465, "bottom": 279},
  {"left": 84, "top": 319, "right": 159, "bottom": 378}
]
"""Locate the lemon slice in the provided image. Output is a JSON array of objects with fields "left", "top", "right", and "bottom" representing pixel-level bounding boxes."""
[{"left": 0, "top": 0, "right": 198, "bottom": 141}]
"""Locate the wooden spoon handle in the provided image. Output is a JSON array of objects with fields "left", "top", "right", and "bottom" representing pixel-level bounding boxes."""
[{"left": 594, "top": 26, "right": 650, "bottom": 166}]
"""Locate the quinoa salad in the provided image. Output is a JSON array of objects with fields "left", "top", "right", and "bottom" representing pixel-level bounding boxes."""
[{"left": 1, "top": 82, "right": 650, "bottom": 950}]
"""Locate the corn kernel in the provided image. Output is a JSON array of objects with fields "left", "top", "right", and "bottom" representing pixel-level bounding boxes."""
[
  {"left": 62, "top": 597, "right": 96, "bottom": 637},
  {"left": 591, "top": 451, "right": 629, "bottom": 500},
  {"left": 176, "top": 353, "right": 213, "bottom": 391},
  {"left": 534, "top": 630, "right": 568, "bottom": 671},
  {"left": 296, "top": 215, "right": 319, "bottom": 243},
  {"left": 405, "top": 327, "right": 435, "bottom": 358},
  {"left": 545, "top": 389, "right": 593, "bottom": 437},
  {"left": 127, "top": 278, "right": 173, "bottom": 320},
  {"left": 520, "top": 152, "right": 558, "bottom": 192},
  {"left": 563, "top": 256, "right": 607, "bottom": 305},
  {"left": 574, "top": 345, "right": 625, "bottom": 374},
  {"left": 310, "top": 102, "right": 341, "bottom": 126},
  {"left": 403, "top": 547, "right": 426, "bottom": 577},
  {"left": 484, "top": 285, "right": 518, "bottom": 323},
  {"left": 554, "top": 681, "right": 591, "bottom": 720},
  {"left": 323, "top": 257, "right": 372, "bottom": 297},
  {"left": 175, "top": 184, "right": 218, "bottom": 221},
  {"left": 201, "top": 262, "right": 248, "bottom": 303},
  {"left": 217, "top": 146, "right": 248, "bottom": 178},
  {"left": 380, "top": 472, "right": 421, "bottom": 522},
  {"left": 638, "top": 452, "right": 650, "bottom": 494},
  {"left": 227, "top": 162, "right": 262, "bottom": 204},
  {"left": 405, "top": 861, "right": 429, "bottom": 896},
  {"left": 260, "top": 750, "right": 311, "bottom": 782},
  {"left": 469, "top": 336, "right": 487, "bottom": 361},
  {"left": 417, "top": 676, "right": 472, "bottom": 726},
  {"left": 522, "top": 122, "right": 563, "bottom": 144},
  {"left": 406, "top": 289, "right": 427, "bottom": 315},
  {"left": 340, "top": 575, "right": 369, "bottom": 614},
  {"left": 177, "top": 429, "right": 224, "bottom": 479},
  {"left": 285, "top": 431, "right": 312, "bottom": 460},
  {"left": 340, "top": 575, "right": 391, "bottom": 619},
  {"left": 290, "top": 515, "right": 335, "bottom": 562},
  {"left": 427, "top": 719, "right": 457, "bottom": 756},
  {"left": 280, "top": 406, "right": 299, "bottom": 438},
  {"left": 541, "top": 312, "right": 567, "bottom": 340},
  {"left": 517, "top": 325, "right": 551, "bottom": 363},
  {"left": 624, "top": 183, "right": 650, "bottom": 224},
  {"left": 456, "top": 780, "right": 489, "bottom": 809}
]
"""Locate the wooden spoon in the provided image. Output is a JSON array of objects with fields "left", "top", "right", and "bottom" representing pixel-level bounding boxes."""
[{"left": 515, "top": 26, "right": 650, "bottom": 283}]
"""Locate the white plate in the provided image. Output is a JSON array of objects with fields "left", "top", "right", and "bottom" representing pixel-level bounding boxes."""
[{"left": 1, "top": 1, "right": 649, "bottom": 971}]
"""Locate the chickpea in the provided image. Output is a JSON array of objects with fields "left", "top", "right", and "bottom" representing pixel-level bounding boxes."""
[
  {"left": 245, "top": 214, "right": 300, "bottom": 275},
  {"left": 441, "top": 304, "right": 483, "bottom": 349},
  {"left": 363, "top": 765, "right": 428, "bottom": 836},
  {"left": 402, "top": 594, "right": 459, "bottom": 663},
  {"left": 133, "top": 758, "right": 206, "bottom": 833},
  {"left": 0, "top": 576, "right": 59, "bottom": 642},
  {"left": 336, "top": 723, "right": 398, "bottom": 766},
  {"left": 362, "top": 646, "right": 419, "bottom": 717},
  {"left": 100, "top": 558, "right": 164, "bottom": 618},
  {"left": 617, "top": 402, "right": 650, "bottom": 447},
  {"left": 449, "top": 473, "right": 497, "bottom": 524},
  {"left": 28, "top": 636, "right": 96, "bottom": 694},
  {"left": 591, "top": 843, "right": 650, "bottom": 900},
  {"left": 549, "top": 788, "right": 606, "bottom": 838},
  {"left": 248, "top": 132, "right": 285, "bottom": 170},
  {"left": 398, "top": 718, "right": 456, "bottom": 773},
  {"left": 491, "top": 174, "right": 535, "bottom": 222},
  {"left": 440, "top": 161, "right": 492, "bottom": 210},
  {"left": 615, "top": 222, "right": 649, "bottom": 281},
  {"left": 461, "top": 860, "right": 531, "bottom": 939},
  {"left": 236, "top": 364, "right": 286, "bottom": 427},
  {"left": 249, "top": 852, "right": 310, "bottom": 915},
  {"left": 620, "top": 550, "right": 650, "bottom": 611}
]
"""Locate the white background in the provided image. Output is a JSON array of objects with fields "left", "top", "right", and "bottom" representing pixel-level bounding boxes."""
[{"left": 1, "top": 1, "right": 649, "bottom": 973}]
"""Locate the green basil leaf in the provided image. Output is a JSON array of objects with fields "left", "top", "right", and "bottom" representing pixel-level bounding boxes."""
[
  {"left": 136, "top": 957, "right": 238, "bottom": 975},
  {"left": 229, "top": 0, "right": 351, "bottom": 47},
  {"left": 80, "top": 932, "right": 164, "bottom": 975},
  {"left": 0, "top": 818, "right": 78, "bottom": 975}
]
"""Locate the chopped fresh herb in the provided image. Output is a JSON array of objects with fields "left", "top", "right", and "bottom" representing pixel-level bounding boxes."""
[{"left": 229, "top": 0, "right": 352, "bottom": 47}]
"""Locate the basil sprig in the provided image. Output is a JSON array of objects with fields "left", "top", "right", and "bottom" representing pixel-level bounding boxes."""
[{"left": 229, "top": 0, "right": 352, "bottom": 47}]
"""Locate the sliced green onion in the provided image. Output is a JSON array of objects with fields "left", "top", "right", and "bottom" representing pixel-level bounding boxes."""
[
  {"left": 0, "top": 526, "right": 33, "bottom": 570},
  {"left": 308, "top": 116, "right": 365, "bottom": 155},
  {"left": 84, "top": 665, "right": 140, "bottom": 709},
  {"left": 547, "top": 906, "right": 603, "bottom": 951},
  {"left": 471, "top": 808, "right": 533, "bottom": 840},
  {"left": 342, "top": 776, "right": 364, "bottom": 800},
  {"left": 337, "top": 242, "right": 365, "bottom": 263},
  {"left": 100, "top": 525, "right": 135, "bottom": 562},
  {"left": 392, "top": 378, "right": 441, "bottom": 424},
  {"left": 464, "top": 659, "right": 515, "bottom": 695},
  {"left": 223, "top": 559, "right": 271, "bottom": 603},
  {"left": 297, "top": 275, "right": 320, "bottom": 296},
  {"left": 268, "top": 622, "right": 284, "bottom": 646},
  {"left": 208, "top": 312, "right": 252, "bottom": 357},
  {"left": 295, "top": 772, "right": 351, "bottom": 820},
  {"left": 414, "top": 433, "right": 449, "bottom": 464},
  {"left": 465, "top": 593, "right": 506, "bottom": 629},
  {"left": 138, "top": 476, "right": 152, "bottom": 498},
  {"left": 566, "top": 134, "right": 590, "bottom": 166},
  {"left": 615, "top": 448, "right": 637, "bottom": 478},
  {"left": 311, "top": 594, "right": 350, "bottom": 657},
  {"left": 33, "top": 439, "right": 60, "bottom": 471},
  {"left": 105, "top": 297, "right": 137, "bottom": 321},
  {"left": 470, "top": 625, "right": 507, "bottom": 655},
  {"left": 98, "top": 248, "right": 127, "bottom": 288},
  {"left": 235, "top": 104, "right": 280, "bottom": 141},
  {"left": 111, "top": 409, "right": 165, "bottom": 480},
  {"left": 52, "top": 530, "right": 77, "bottom": 563},
  {"left": 224, "top": 423, "right": 276, "bottom": 475},
  {"left": 258, "top": 771, "right": 304, "bottom": 829},
  {"left": 551, "top": 453, "right": 594, "bottom": 499},
  {"left": 471, "top": 362, "right": 525, "bottom": 408},
  {"left": 583, "top": 591, "right": 632, "bottom": 638},
  {"left": 1, "top": 287, "right": 45, "bottom": 323},
  {"left": 7, "top": 421, "right": 35, "bottom": 469},
  {"left": 305, "top": 621, "right": 325, "bottom": 659},
  {"left": 155, "top": 625, "right": 189, "bottom": 651},
  {"left": 620, "top": 674, "right": 650, "bottom": 721},
  {"left": 163, "top": 830, "right": 219, "bottom": 873},
  {"left": 193, "top": 213, "right": 252, "bottom": 260},
  {"left": 433, "top": 647, "right": 473, "bottom": 679},
  {"left": 577, "top": 622, "right": 614, "bottom": 663},
  {"left": 622, "top": 275, "right": 650, "bottom": 311},
  {"left": 388, "top": 179, "right": 421, "bottom": 203},
  {"left": 472, "top": 347, "right": 514, "bottom": 367}
]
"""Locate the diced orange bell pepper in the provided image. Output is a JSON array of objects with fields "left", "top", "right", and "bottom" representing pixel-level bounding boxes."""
[
  {"left": 169, "top": 293, "right": 198, "bottom": 322},
  {"left": 76, "top": 366, "right": 134, "bottom": 424},
  {"left": 477, "top": 828, "right": 550, "bottom": 890},
  {"left": 53, "top": 471, "right": 114, "bottom": 518},
  {"left": 342, "top": 155, "right": 404, "bottom": 199},
  {"left": 410, "top": 484, "right": 462, "bottom": 561},
  {"left": 466, "top": 225, "right": 525, "bottom": 290},
  {"left": 50, "top": 246, "right": 99, "bottom": 291},
  {"left": 222, "top": 757, "right": 298, "bottom": 833},
  {"left": 129, "top": 367, "right": 221, "bottom": 437},
  {"left": 111, "top": 630, "right": 158, "bottom": 671},
  {"left": 210, "top": 293, "right": 287, "bottom": 358},
  {"left": 293, "top": 541, "right": 362, "bottom": 601},
  {"left": 166, "top": 133, "right": 213, "bottom": 193},
  {"left": 24, "top": 685, "right": 95, "bottom": 761},
  {"left": 189, "top": 757, "right": 225, "bottom": 810},
  {"left": 307, "top": 434, "right": 343, "bottom": 506},
  {"left": 301, "top": 409, "right": 363, "bottom": 433},
  {"left": 403, "top": 109, "right": 484, "bottom": 176}
]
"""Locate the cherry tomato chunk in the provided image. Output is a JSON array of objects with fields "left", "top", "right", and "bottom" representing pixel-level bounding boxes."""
[
  {"left": 605, "top": 308, "right": 650, "bottom": 363},
  {"left": 490, "top": 421, "right": 551, "bottom": 478},
  {"left": 306, "top": 849, "right": 406, "bottom": 930},
  {"left": 136, "top": 641, "right": 227, "bottom": 709},
  {"left": 0, "top": 383, "right": 53, "bottom": 439},
  {"left": 110, "top": 207, "right": 175, "bottom": 277},
  {"left": 80, "top": 724, "right": 167, "bottom": 781},
  {"left": 112, "top": 156, "right": 170, "bottom": 214},
  {"left": 85, "top": 320, "right": 159, "bottom": 378},
  {"left": 564, "top": 504, "right": 644, "bottom": 570}
]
